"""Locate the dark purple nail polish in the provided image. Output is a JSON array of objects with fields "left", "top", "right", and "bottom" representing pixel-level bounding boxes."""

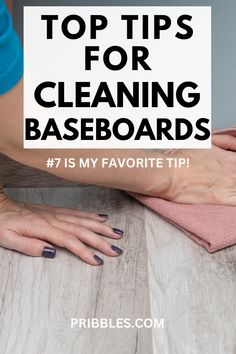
[
  {"left": 97, "top": 213, "right": 109, "bottom": 219},
  {"left": 111, "top": 245, "right": 123, "bottom": 254},
  {"left": 112, "top": 227, "right": 124, "bottom": 236},
  {"left": 42, "top": 247, "right": 56, "bottom": 258},
  {"left": 94, "top": 255, "right": 104, "bottom": 265}
]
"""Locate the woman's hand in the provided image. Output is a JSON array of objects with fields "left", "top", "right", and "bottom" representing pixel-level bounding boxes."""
[
  {"left": 0, "top": 191, "right": 124, "bottom": 264},
  {"left": 161, "top": 143, "right": 236, "bottom": 205}
]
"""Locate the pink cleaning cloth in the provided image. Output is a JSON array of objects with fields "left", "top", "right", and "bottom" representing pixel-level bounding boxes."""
[{"left": 130, "top": 128, "right": 236, "bottom": 253}]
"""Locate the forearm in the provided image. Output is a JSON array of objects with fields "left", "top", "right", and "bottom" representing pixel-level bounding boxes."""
[
  {"left": 8, "top": 147, "right": 171, "bottom": 195},
  {"left": 0, "top": 80, "right": 171, "bottom": 196}
]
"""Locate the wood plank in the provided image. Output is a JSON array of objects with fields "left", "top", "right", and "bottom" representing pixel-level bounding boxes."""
[{"left": 145, "top": 207, "right": 236, "bottom": 354}]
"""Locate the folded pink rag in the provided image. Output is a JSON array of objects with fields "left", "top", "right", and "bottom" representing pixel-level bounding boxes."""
[{"left": 130, "top": 128, "right": 236, "bottom": 253}]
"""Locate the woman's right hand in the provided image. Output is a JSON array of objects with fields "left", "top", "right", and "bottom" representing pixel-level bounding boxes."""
[
  {"left": 0, "top": 191, "right": 124, "bottom": 265},
  {"left": 158, "top": 142, "right": 236, "bottom": 206}
]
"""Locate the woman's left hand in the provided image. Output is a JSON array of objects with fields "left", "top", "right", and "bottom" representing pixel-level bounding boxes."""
[{"left": 0, "top": 192, "right": 124, "bottom": 264}]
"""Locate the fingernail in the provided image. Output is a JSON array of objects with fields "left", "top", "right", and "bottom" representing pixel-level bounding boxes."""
[
  {"left": 42, "top": 247, "right": 56, "bottom": 259},
  {"left": 111, "top": 245, "right": 123, "bottom": 254},
  {"left": 94, "top": 255, "right": 104, "bottom": 265},
  {"left": 97, "top": 213, "right": 109, "bottom": 219},
  {"left": 112, "top": 227, "right": 124, "bottom": 236}
]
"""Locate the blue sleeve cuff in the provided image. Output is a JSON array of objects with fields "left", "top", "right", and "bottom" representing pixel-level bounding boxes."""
[{"left": 0, "top": 2, "right": 23, "bottom": 95}]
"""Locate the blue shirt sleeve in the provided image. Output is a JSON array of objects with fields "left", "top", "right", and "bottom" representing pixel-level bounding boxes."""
[{"left": 0, "top": 0, "right": 23, "bottom": 95}]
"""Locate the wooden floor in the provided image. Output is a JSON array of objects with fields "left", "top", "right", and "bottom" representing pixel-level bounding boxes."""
[{"left": 0, "top": 186, "right": 235, "bottom": 354}]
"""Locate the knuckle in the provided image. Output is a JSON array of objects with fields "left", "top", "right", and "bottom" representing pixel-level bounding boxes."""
[
  {"left": 102, "top": 225, "right": 114, "bottom": 235},
  {"left": 70, "top": 244, "right": 90, "bottom": 259},
  {"left": 95, "top": 223, "right": 110, "bottom": 234},
  {"left": 28, "top": 212, "right": 48, "bottom": 226},
  {"left": 59, "top": 233, "right": 76, "bottom": 248},
  {"left": 21, "top": 243, "right": 35, "bottom": 255},
  {"left": 94, "top": 238, "right": 109, "bottom": 250}
]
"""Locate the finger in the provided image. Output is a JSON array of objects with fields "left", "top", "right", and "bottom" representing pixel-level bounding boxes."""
[
  {"left": 212, "top": 134, "right": 236, "bottom": 151},
  {"left": 0, "top": 230, "right": 56, "bottom": 258},
  {"left": 74, "top": 229, "right": 124, "bottom": 257},
  {"left": 10, "top": 218, "right": 105, "bottom": 265},
  {"left": 31, "top": 204, "right": 108, "bottom": 222},
  {"left": 29, "top": 223, "right": 104, "bottom": 265},
  {"left": 50, "top": 220, "right": 123, "bottom": 257},
  {"left": 55, "top": 231, "right": 105, "bottom": 265},
  {"left": 53, "top": 214, "right": 124, "bottom": 239}
]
